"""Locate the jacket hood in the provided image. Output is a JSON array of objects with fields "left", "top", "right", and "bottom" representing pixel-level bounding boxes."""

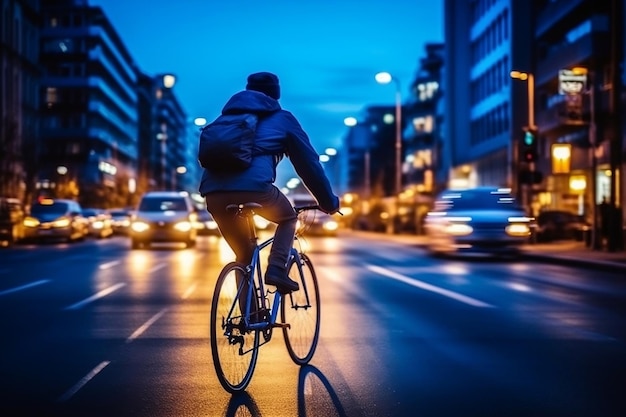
[{"left": 222, "top": 90, "right": 281, "bottom": 115}]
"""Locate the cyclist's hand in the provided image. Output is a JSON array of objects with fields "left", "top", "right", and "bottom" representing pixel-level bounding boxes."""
[{"left": 319, "top": 195, "right": 341, "bottom": 215}]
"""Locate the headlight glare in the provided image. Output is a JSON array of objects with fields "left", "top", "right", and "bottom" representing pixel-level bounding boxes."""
[
  {"left": 131, "top": 221, "right": 150, "bottom": 232},
  {"left": 174, "top": 221, "right": 192, "bottom": 232}
]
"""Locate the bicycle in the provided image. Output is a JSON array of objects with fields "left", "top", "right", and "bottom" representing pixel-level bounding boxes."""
[{"left": 210, "top": 202, "right": 324, "bottom": 393}]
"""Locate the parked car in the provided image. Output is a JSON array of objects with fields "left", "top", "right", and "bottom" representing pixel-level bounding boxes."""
[
  {"left": 81, "top": 208, "right": 114, "bottom": 239},
  {"left": 423, "top": 187, "right": 533, "bottom": 256},
  {"left": 0, "top": 197, "right": 26, "bottom": 246},
  {"left": 535, "top": 210, "right": 590, "bottom": 242},
  {"left": 23, "top": 198, "right": 88, "bottom": 243},
  {"left": 194, "top": 209, "right": 221, "bottom": 236},
  {"left": 108, "top": 208, "right": 133, "bottom": 235},
  {"left": 130, "top": 191, "right": 198, "bottom": 249}
]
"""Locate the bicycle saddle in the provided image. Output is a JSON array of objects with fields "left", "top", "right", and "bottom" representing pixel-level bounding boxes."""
[{"left": 226, "top": 202, "right": 262, "bottom": 213}]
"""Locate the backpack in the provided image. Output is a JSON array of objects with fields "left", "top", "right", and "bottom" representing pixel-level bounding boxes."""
[{"left": 197, "top": 113, "right": 259, "bottom": 173}]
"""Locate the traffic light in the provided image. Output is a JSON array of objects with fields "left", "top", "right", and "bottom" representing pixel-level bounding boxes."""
[{"left": 520, "top": 127, "right": 538, "bottom": 162}]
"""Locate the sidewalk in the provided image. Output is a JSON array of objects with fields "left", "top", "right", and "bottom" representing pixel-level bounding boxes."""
[
  {"left": 520, "top": 240, "right": 626, "bottom": 272},
  {"left": 346, "top": 230, "right": 626, "bottom": 272}
]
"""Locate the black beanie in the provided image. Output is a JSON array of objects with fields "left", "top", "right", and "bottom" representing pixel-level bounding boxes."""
[{"left": 246, "top": 72, "right": 280, "bottom": 100}]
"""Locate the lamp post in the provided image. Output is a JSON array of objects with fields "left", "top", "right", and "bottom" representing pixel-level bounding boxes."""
[
  {"left": 510, "top": 70, "right": 535, "bottom": 214},
  {"left": 156, "top": 126, "right": 167, "bottom": 189},
  {"left": 174, "top": 165, "right": 187, "bottom": 191},
  {"left": 343, "top": 116, "right": 376, "bottom": 216},
  {"left": 570, "top": 67, "right": 605, "bottom": 249},
  {"left": 344, "top": 116, "right": 371, "bottom": 203},
  {"left": 510, "top": 71, "right": 535, "bottom": 129},
  {"left": 375, "top": 72, "right": 402, "bottom": 234}
]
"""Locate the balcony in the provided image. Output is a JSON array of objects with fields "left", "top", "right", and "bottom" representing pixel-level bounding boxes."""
[
  {"left": 535, "top": 32, "right": 607, "bottom": 87},
  {"left": 535, "top": 0, "right": 587, "bottom": 39}
]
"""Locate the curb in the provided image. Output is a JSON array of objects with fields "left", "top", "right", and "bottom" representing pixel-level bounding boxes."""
[{"left": 520, "top": 251, "right": 626, "bottom": 273}]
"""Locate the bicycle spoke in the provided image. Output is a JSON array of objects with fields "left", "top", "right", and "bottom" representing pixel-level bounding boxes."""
[
  {"left": 282, "top": 253, "right": 321, "bottom": 364},
  {"left": 210, "top": 263, "right": 259, "bottom": 393}
]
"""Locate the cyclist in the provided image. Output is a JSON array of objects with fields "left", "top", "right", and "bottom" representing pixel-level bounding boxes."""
[{"left": 200, "top": 71, "right": 340, "bottom": 294}]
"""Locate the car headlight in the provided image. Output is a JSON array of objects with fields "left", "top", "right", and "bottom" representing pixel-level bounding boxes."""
[
  {"left": 23, "top": 217, "right": 40, "bottom": 228},
  {"left": 506, "top": 224, "right": 531, "bottom": 236},
  {"left": 506, "top": 217, "right": 532, "bottom": 236},
  {"left": 131, "top": 221, "right": 150, "bottom": 233},
  {"left": 92, "top": 220, "right": 104, "bottom": 229},
  {"left": 253, "top": 215, "right": 270, "bottom": 230},
  {"left": 444, "top": 223, "right": 473, "bottom": 236},
  {"left": 443, "top": 216, "right": 473, "bottom": 236},
  {"left": 52, "top": 218, "right": 71, "bottom": 228},
  {"left": 174, "top": 221, "right": 192, "bottom": 232},
  {"left": 323, "top": 220, "right": 338, "bottom": 231}
]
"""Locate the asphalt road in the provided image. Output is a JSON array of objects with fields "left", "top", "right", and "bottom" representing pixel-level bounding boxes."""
[{"left": 1, "top": 232, "right": 625, "bottom": 417}]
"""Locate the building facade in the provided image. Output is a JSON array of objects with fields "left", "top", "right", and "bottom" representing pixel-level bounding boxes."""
[
  {"left": 444, "top": 0, "right": 533, "bottom": 193},
  {"left": 400, "top": 42, "right": 445, "bottom": 233},
  {"left": 532, "top": 0, "right": 624, "bottom": 249},
  {"left": 0, "top": 0, "right": 41, "bottom": 202},
  {"left": 38, "top": 0, "right": 138, "bottom": 208},
  {"left": 135, "top": 71, "right": 192, "bottom": 201},
  {"left": 1, "top": 0, "right": 196, "bottom": 209}
]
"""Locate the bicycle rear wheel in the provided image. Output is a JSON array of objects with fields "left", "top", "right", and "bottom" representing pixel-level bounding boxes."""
[
  {"left": 281, "top": 253, "right": 321, "bottom": 365},
  {"left": 210, "top": 262, "right": 259, "bottom": 393}
]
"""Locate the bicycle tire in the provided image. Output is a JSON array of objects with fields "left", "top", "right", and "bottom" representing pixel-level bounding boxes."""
[
  {"left": 210, "top": 262, "right": 260, "bottom": 393},
  {"left": 281, "top": 253, "right": 321, "bottom": 365}
]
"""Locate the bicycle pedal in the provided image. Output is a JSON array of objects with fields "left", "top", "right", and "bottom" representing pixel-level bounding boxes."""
[{"left": 271, "top": 322, "right": 291, "bottom": 329}]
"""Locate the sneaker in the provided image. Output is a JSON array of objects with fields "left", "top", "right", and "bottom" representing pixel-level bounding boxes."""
[{"left": 264, "top": 264, "right": 299, "bottom": 293}]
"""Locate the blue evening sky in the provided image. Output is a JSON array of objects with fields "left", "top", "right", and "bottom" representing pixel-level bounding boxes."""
[{"left": 90, "top": 0, "right": 444, "bottom": 184}]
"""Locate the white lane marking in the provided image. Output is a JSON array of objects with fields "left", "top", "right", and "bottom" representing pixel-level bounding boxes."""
[
  {"left": 366, "top": 264, "right": 493, "bottom": 308},
  {"left": 57, "top": 361, "right": 111, "bottom": 403},
  {"left": 0, "top": 279, "right": 50, "bottom": 296},
  {"left": 64, "top": 283, "right": 126, "bottom": 310},
  {"left": 98, "top": 260, "right": 120, "bottom": 270},
  {"left": 149, "top": 263, "right": 166, "bottom": 273},
  {"left": 182, "top": 282, "right": 197, "bottom": 299},
  {"left": 126, "top": 307, "right": 169, "bottom": 343}
]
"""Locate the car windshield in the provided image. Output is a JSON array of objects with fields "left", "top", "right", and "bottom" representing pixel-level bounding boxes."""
[
  {"left": 31, "top": 202, "right": 69, "bottom": 215},
  {"left": 434, "top": 189, "right": 521, "bottom": 211},
  {"left": 139, "top": 197, "right": 187, "bottom": 212}
]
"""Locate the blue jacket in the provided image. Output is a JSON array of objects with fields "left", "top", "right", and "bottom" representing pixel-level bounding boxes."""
[{"left": 199, "top": 90, "right": 339, "bottom": 213}]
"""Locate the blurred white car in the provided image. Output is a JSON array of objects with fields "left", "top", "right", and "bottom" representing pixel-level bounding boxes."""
[
  {"left": 194, "top": 210, "right": 221, "bottom": 236},
  {"left": 82, "top": 208, "right": 113, "bottom": 239},
  {"left": 130, "top": 191, "right": 197, "bottom": 249},
  {"left": 108, "top": 209, "right": 133, "bottom": 235},
  {"left": 424, "top": 187, "right": 532, "bottom": 256},
  {"left": 23, "top": 198, "right": 89, "bottom": 243}
]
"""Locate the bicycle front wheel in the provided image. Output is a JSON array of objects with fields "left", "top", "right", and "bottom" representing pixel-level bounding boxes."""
[
  {"left": 210, "top": 262, "right": 259, "bottom": 393},
  {"left": 281, "top": 253, "right": 321, "bottom": 365}
]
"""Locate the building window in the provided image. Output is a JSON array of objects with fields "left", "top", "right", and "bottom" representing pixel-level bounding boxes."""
[{"left": 46, "top": 87, "right": 58, "bottom": 106}]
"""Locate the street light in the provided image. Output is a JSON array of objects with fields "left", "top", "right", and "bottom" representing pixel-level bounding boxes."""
[
  {"left": 510, "top": 70, "right": 536, "bottom": 214},
  {"left": 376, "top": 71, "right": 402, "bottom": 233},
  {"left": 375, "top": 72, "right": 402, "bottom": 198},
  {"left": 344, "top": 117, "right": 371, "bottom": 204},
  {"left": 510, "top": 70, "right": 535, "bottom": 129},
  {"left": 174, "top": 165, "right": 187, "bottom": 191}
]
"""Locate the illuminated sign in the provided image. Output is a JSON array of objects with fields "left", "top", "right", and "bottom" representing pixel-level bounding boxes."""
[{"left": 558, "top": 69, "right": 587, "bottom": 95}]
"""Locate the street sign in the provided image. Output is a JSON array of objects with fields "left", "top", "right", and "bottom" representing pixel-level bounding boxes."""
[{"left": 558, "top": 69, "right": 587, "bottom": 95}]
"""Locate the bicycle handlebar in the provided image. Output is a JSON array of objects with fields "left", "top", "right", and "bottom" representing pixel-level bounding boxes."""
[{"left": 294, "top": 205, "right": 343, "bottom": 216}]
